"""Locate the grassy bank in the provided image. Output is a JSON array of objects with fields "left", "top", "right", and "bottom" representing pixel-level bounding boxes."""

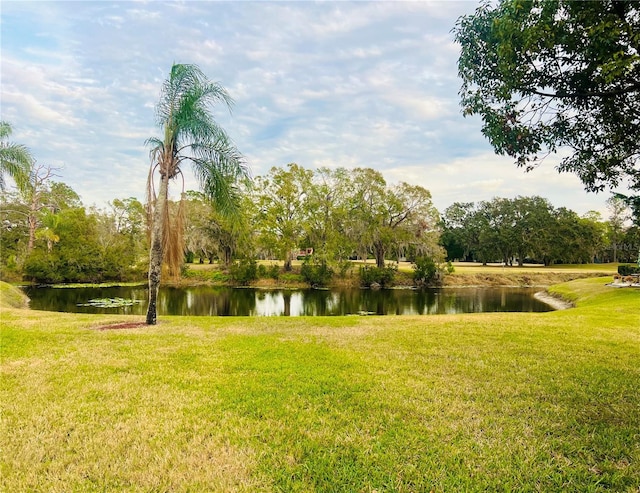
[
  {"left": 0, "top": 282, "right": 29, "bottom": 308},
  {"left": 1, "top": 278, "right": 639, "bottom": 491},
  {"left": 444, "top": 262, "right": 615, "bottom": 287}
]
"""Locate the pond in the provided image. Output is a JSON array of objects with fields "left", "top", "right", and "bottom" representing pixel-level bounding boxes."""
[{"left": 21, "top": 285, "right": 554, "bottom": 316}]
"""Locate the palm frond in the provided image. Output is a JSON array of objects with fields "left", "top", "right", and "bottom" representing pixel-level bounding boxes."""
[
  {"left": 145, "top": 138, "right": 165, "bottom": 172},
  {"left": 0, "top": 121, "right": 34, "bottom": 192},
  {"left": 145, "top": 137, "right": 164, "bottom": 154},
  {"left": 198, "top": 164, "right": 235, "bottom": 209},
  {"left": 0, "top": 121, "right": 12, "bottom": 140},
  {"left": 189, "top": 133, "right": 249, "bottom": 214},
  {"left": 173, "top": 100, "right": 234, "bottom": 154},
  {"left": 155, "top": 64, "right": 233, "bottom": 129}
]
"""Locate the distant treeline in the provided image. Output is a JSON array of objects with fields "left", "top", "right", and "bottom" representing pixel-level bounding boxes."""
[
  {"left": 440, "top": 196, "right": 638, "bottom": 266},
  {"left": 1, "top": 163, "right": 637, "bottom": 283}
]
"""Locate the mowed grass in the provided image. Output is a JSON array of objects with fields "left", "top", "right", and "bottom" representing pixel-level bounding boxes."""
[
  {"left": 1, "top": 278, "right": 639, "bottom": 492},
  {"left": 449, "top": 262, "right": 618, "bottom": 275}
]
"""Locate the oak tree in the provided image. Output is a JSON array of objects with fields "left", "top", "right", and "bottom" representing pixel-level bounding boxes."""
[{"left": 455, "top": 0, "right": 640, "bottom": 192}]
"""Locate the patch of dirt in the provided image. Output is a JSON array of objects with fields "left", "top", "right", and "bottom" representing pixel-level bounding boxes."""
[{"left": 93, "top": 321, "right": 150, "bottom": 331}]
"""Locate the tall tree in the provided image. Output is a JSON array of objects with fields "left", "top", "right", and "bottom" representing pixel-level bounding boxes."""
[
  {"left": 619, "top": 224, "right": 639, "bottom": 263},
  {"left": 21, "top": 163, "right": 62, "bottom": 252},
  {"left": 382, "top": 182, "right": 441, "bottom": 265},
  {"left": 477, "top": 198, "right": 518, "bottom": 265},
  {"left": 346, "top": 169, "right": 439, "bottom": 268},
  {"left": 254, "top": 163, "right": 311, "bottom": 271},
  {"left": 441, "top": 202, "right": 487, "bottom": 262},
  {"left": 511, "top": 196, "right": 554, "bottom": 266},
  {"left": 110, "top": 197, "right": 146, "bottom": 238},
  {"left": 0, "top": 121, "right": 33, "bottom": 193},
  {"left": 613, "top": 192, "right": 640, "bottom": 264},
  {"left": 183, "top": 191, "right": 218, "bottom": 264},
  {"left": 455, "top": 1, "right": 640, "bottom": 193},
  {"left": 183, "top": 190, "right": 252, "bottom": 266},
  {"left": 577, "top": 212, "right": 607, "bottom": 264},
  {"left": 303, "top": 167, "right": 353, "bottom": 265},
  {"left": 99, "top": 197, "right": 148, "bottom": 272},
  {"left": 347, "top": 168, "right": 388, "bottom": 265},
  {"left": 209, "top": 206, "right": 251, "bottom": 267},
  {"left": 0, "top": 176, "right": 81, "bottom": 278},
  {"left": 606, "top": 196, "right": 630, "bottom": 262},
  {"left": 145, "top": 63, "right": 247, "bottom": 325}
]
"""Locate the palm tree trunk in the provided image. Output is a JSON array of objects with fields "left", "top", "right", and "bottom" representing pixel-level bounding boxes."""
[{"left": 146, "top": 174, "right": 169, "bottom": 325}]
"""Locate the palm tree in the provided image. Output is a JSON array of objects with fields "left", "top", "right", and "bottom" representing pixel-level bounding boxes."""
[
  {"left": 36, "top": 209, "right": 61, "bottom": 253},
  {"left": 145, "top": 63, "right": 248, "bottom": 325},
  {"left": 0, "top": 121, "right": 33, "bottom": 193}
]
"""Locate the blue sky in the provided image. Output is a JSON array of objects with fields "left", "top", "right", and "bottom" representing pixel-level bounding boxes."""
[{"left": 1, "top": 0, "right": 615, "bottom": 216}]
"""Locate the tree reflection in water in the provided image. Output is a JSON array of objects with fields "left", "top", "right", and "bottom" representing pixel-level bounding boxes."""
[{"left": 23, "top": 286, "right": 553, "bottom": 316}]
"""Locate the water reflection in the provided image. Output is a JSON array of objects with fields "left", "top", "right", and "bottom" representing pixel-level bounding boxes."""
[{"left": 22, "top": 285, "right": 553, "bottom": 316}]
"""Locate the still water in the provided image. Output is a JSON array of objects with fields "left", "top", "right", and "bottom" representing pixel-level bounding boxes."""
[{"left": 22, "top": 285, "right": 553, "bottom": 316}]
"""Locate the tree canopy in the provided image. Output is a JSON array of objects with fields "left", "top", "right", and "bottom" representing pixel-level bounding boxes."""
[{"left": 455, "top": 0, "right": 640, "bottom": 193}]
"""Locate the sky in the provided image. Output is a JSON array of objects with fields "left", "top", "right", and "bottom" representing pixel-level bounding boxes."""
[{"left": 0, "top": 0, "right": 619, "bottom": 217}]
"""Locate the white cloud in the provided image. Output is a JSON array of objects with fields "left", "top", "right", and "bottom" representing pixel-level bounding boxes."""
[
  {"left": 385, "top": 152, "right": 609, "bottom": 216},
  {"left": 0, "top": 0, "right": 618, "bottom": 219},
  {"left": 387, "top": 94, "right": 452, "bottom": 120},
  {"left": 125, "top": 8, "right": 161, "bottom": 21}
]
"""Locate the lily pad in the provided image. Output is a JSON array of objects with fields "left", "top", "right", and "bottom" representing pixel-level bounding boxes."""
[{"left": 78, "top": 297, "right": 142, "bottom": 308}]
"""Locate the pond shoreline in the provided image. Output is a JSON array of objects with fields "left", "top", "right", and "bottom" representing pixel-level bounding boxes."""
[
  {"left": 15, "top": 270, "right": 606, "bottom": 291},
  {"left": 533, "top": 291, "right": 574, "bottom": 310}
]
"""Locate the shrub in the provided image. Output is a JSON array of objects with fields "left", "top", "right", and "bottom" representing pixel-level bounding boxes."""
[
  {"left": 337, "top": 260, "right": 352, "bottom": 278},
  {"left": 257, "top": 263, "right": 280, "bottom": 280},
  {"left": 300, "top": 260, "right": 334, "bottom": 287},
  {"left": 229, "top": 259, "right": 258, "bottom": 285},
  {"left": 618, "top": 264, "right": 640, "bottom": 276},
  {"left": 279, "top": 272, "right": 304, "bottom": 284},
  {"left": 268, "top": 264, "right": 280, "bottom": 279},
  {"left": 359, "top": 265, "right": 396, "bottom": 288},
  {"left": 23, "top": 251, "right": 63, "bottom": 284},
  {"left": 413, "top": 256, "right": 439, "bottom": 287}
]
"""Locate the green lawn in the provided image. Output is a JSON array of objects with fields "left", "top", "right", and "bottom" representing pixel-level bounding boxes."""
[
  {"left": 449, "top": 262, "right": 618, "bottom": 275},
  {"left": 1, "top": 278, "right": 639, "bottom": 492}
]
